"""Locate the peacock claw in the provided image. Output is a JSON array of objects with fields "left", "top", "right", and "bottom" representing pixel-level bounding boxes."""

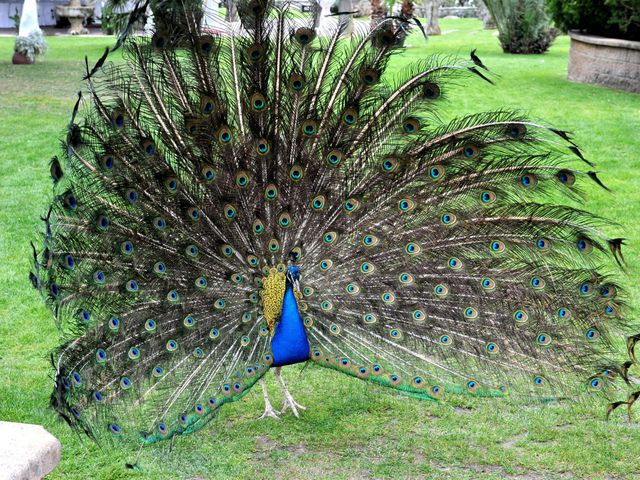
[
  {"left": 280, "top": 397, "right": 306, "bottom": 417},
  {"left": 258, "top": 405, "right": 281, "bottom": 420}
]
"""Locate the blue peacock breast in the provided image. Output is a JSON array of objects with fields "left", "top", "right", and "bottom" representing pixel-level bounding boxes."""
[{"left": 270, "top": 278, "right": 310, "bottom": 367}]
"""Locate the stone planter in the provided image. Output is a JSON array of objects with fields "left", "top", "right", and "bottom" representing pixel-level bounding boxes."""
[
  {"left": 568, "top": 31, "right": 640, "bottom": 93},
  {"left": 12, "top": 52, "right": 33, "bottom": 64}
]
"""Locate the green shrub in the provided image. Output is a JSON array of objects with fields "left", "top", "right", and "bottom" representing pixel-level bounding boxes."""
[
  {"left": 485, "top": 0, "right": 558, "bottom": 53},
  {"left": 546, "top": 0, "right": 640, "bottom": 40}
]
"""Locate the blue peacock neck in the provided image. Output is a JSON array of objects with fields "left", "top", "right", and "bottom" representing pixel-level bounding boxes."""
[{"left": 270, "top": 277, "right": 310, "bottom": 367}]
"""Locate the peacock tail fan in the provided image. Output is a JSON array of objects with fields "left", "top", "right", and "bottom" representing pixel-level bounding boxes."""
[{"left": 31, "top": 0, "right": 638, "bottom": 447}]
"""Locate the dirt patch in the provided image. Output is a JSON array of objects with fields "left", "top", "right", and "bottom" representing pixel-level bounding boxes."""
[
  {"left": 554, "top": 423, "right": 573, "bottom": 430},
  {"left": 502, "top": 432, "right": 528, "bottom": 449},
  {"left": 454, "top": 406, "right": 473, "bottom": 415}
]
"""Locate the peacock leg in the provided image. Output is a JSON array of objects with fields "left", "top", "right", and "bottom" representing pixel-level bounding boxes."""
[
  {"left": 258, "top": 376, "right": 280, "bottom": 420},
  {"left": 274, "top": 367, "right": 306, "bottom": 417}
]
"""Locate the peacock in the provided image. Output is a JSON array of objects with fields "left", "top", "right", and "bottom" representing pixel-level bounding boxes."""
[{"left": 30, "top": 0, "right": 639, "bottom": 449}]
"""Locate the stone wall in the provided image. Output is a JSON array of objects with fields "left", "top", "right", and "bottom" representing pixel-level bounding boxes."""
[
  {"left": 352, "top": 1, "right": 479, "bottom": 19},
  {"left": 568, "top": 31, "right": 640, "bottom": 93},
  {"left": 439, "top": 6, "right": 477, "bottom": 17}
]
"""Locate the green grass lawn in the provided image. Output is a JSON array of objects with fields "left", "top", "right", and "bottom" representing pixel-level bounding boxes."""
[{"left": 1, "top": 18, "right": 640, "bottom": 479}]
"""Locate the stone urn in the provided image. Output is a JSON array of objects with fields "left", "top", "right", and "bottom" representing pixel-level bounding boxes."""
[
  {"left": 568, "top": 31, "right": 640, "bottom": 93},
  {"left": 56, "top": 0, "right": 94, "bottom": 35}
]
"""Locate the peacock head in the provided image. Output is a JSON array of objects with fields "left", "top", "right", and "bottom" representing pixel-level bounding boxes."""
[{"left": 286, "top": 266, "right": 301, "bottom": 291}]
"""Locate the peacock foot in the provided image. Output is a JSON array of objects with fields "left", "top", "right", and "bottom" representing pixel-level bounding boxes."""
[
  {"left": 258, "top": 404, "right": 281, "bottom": 420},
  {"left": 280, "top": 396, "right": 306, "bottom": 417},
  {"left": 258, "top": 376, "right": 280, "bottom": 420}
]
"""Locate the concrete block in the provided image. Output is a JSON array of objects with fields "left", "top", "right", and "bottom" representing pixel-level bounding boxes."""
[{"left": 0, "top": 422, "right": 61, "bottom": 480}]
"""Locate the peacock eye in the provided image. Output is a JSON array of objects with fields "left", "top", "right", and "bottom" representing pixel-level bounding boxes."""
[
  {"left": 343, "top": 197, "right": 360, "bottom": 213},
  {"left": 381, "top": 158, "right": 399, "bottom": 173},
  {"left": 224, "top": 204, "right": 237, "bottom": 220},
  {"left": 247, "top": 43, "right": 264, "bottom": 62},
  {"left": 342, "top": 108, "right": 358, "bottom": 125},
  {"left": 294, "top": 27, "right": 316, "bottom": 45},
  {"left": 198, "top": 34, "right": 214, "bottom": 53},
  {"left": 536, "top": 238, "right": 551, "bottom": 251},
  {"left": 256, "top": 139, "right": 270, "bottom": 155},
  {"left": 434, "top": 283, "right": 449, "bottom": 297},
  {"left": 399, "top": 272, "right": 414, "bottom": 284},
  {"left": 125, "top": 189, "right": 138, "bottom": 204},
  {"left": 585, "top": 328, "right": 600, "bottom": 341},
  {"left": 423, "top": 82, "right": 441, "bottom": 99},
  {"left": 301, "top": 119, "right": 318, "bottom": 136},
  {"left": 536, "top": 333, "right": 552, "bottom": 346},
  {"left": 93, "top": 270, "right": 106, "bottom": 285},
  {"left": 345, "top": 283, "right": 360, "bottom": 295},
  {"left": 100, "top": 155, "right": 115, "bottom": 171},
  {"left": 278, "top": 212, "right": 292, "bottom": 228},
  {"left": 235, "top": 170, "right": 251, "bottom": 188},
  {"left": 429, "top": 165, "right": 444, "bottom": 180},
  {"left": 405, "top": 242, "right": 421, "bottom": 255},
  {"left": 323, "top": 231, "right": 337, "bottom": 244},
  {"left": 142, "top": 140, "right": 155, "bottom": 157},
  {"left": 576, "top": 238, "right": 593, "bottom": 253},
  {"left": 164, "top": 177, "right": 179, "bottom": 192},
  {"left": 362, "top": 234, "right": 379, "bottom": 247},
  {"left": 120, "top": 240, "right": 134, "bottom": 255},
  {"left": 217, "top": 126, "right": 232, "bottom": 144},
  {"left": 251, "top": 93, "right": 266, "bottom": 111},
  {"left": 513, "top": 309, "right": 529, "bottom": 324},
  {"left": 489, "top": 240, "right": 506, "bottom": 253},
  {"left": 319, "top": 259, "right": 333, "bottom": 271},
  {"left": 187, "top": 207, "right": 200, "bottom": 221},
  {"left": 557, "top": 169, "right": 576, "bottom": 186},
  {"left": 481, "top": 278, "right": 496, "bottom": 290},
  {"left": 463, "top": 307, "right": 478, "bottom": 319},
  {"left": 268, "top": 238, "right": 280, "bottom": 252},
  {"left": 506, "top": 123, "right": 526, "bottom": 139},
  {"left": 111, "top": 110, "right": 125, "bottom": 129},
  {"left": 441, "top": 213, "right": 456, "bottom": 225},
  {"left": 361, "top": 68, "right": 379, "bottom": 86},
  {"left": 200, "top": 95, "right": 216, "bottom": 115},
  {"left": 265, "top": 183, "right": 278, "bottom": 200},
  {"left": 201, "top": 165, "right": 216, "bottom": 182},
  {"left": 97, "top": 215, "right": 110, "bottom": 231},
  {"left": 485, "top": 342, "right": 499, "bottom": 355},
  {"left": 520, "top": 173, "right": 537, "bottom": 188},
  {"left": 311, "top": 194, "right": 325, "bottom": 210},
  {"left": 289, "top": 74, "right": 305, "bottom": 91},
  {"left": 253, "top": 219, "right": 265, "bottom": 235},
  {"left": 398, "top": 198, "right": 415, "bottom": 212},
  {"left": 530, "top": 277, "right": 545, "bottom": 289},
  {"left": 462, "top": 144, "right": 479, "bottom": 158},
  {"left": 448, "top": 257, "right": 462, "bottom": 269},
  {"left": 402, "top": 117, "right": 420, "bottom": 133},
  {"left": 481, "top": 190, "right": 496, "bottom": 204},
  {"left": 290, "top": 165, "right": 304, "bottom": 181},
  {"left": 326, "top": 150, "right": 343, "bottom": 167}
]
